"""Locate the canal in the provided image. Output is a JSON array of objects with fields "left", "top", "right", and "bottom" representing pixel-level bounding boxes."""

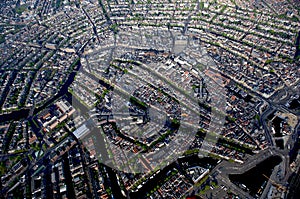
[
  {"left": 229, "top": 155, "right": 282, "bottom": 197},
  {"left": 0, "top": 60, "right": 81, "bottom": 123},
  {"left": 295, "top": 31, "right": 300, "bottom": 59}
]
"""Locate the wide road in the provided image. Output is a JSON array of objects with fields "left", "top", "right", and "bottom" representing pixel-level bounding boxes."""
[{"left": 260, "top": 105, "right": 275, "bottom": 146}]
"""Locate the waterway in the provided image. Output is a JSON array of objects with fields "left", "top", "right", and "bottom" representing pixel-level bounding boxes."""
[
  {"left": 130, "top": 156, "right": 218, "bottom": 198},
  {"left": 0, "top": 61, "right": 81, "bottom": 123},
  {"left": 287, "top": 167, "right": 300, "bottom": 199},
  {"left": 0, "top": 108, "right": 29, "bottom": 122},
  {"left": 33, "top": 63, "right": 81, "bottom": 115},
  {"left": 294, "top": 31, "right": 300, "bottom": 59},
  {"left": 229, "top": 155, "right": 282, "bottom": 196},
  {"left": 289, "top": 126, "right": 300, "bottom": 164},
  {"left": 289, "top": 97, "right": 300, "bottom": 110}
]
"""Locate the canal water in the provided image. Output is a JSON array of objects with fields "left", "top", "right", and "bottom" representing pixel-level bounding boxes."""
[
  {"left": 295, "top": 31, "right": 300, "bottom": 59},
  {"left": 229, "top": 155, "right": 282, "bottom": 196},
  {"left": 0, "top": 108, "right": 29, "bottom": 122},
  {"left": 0, "top": 62, "right": 81, "bottom": 123},
  {"left": 129, "top": 155, "right": 218, "bottom": 198}
]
